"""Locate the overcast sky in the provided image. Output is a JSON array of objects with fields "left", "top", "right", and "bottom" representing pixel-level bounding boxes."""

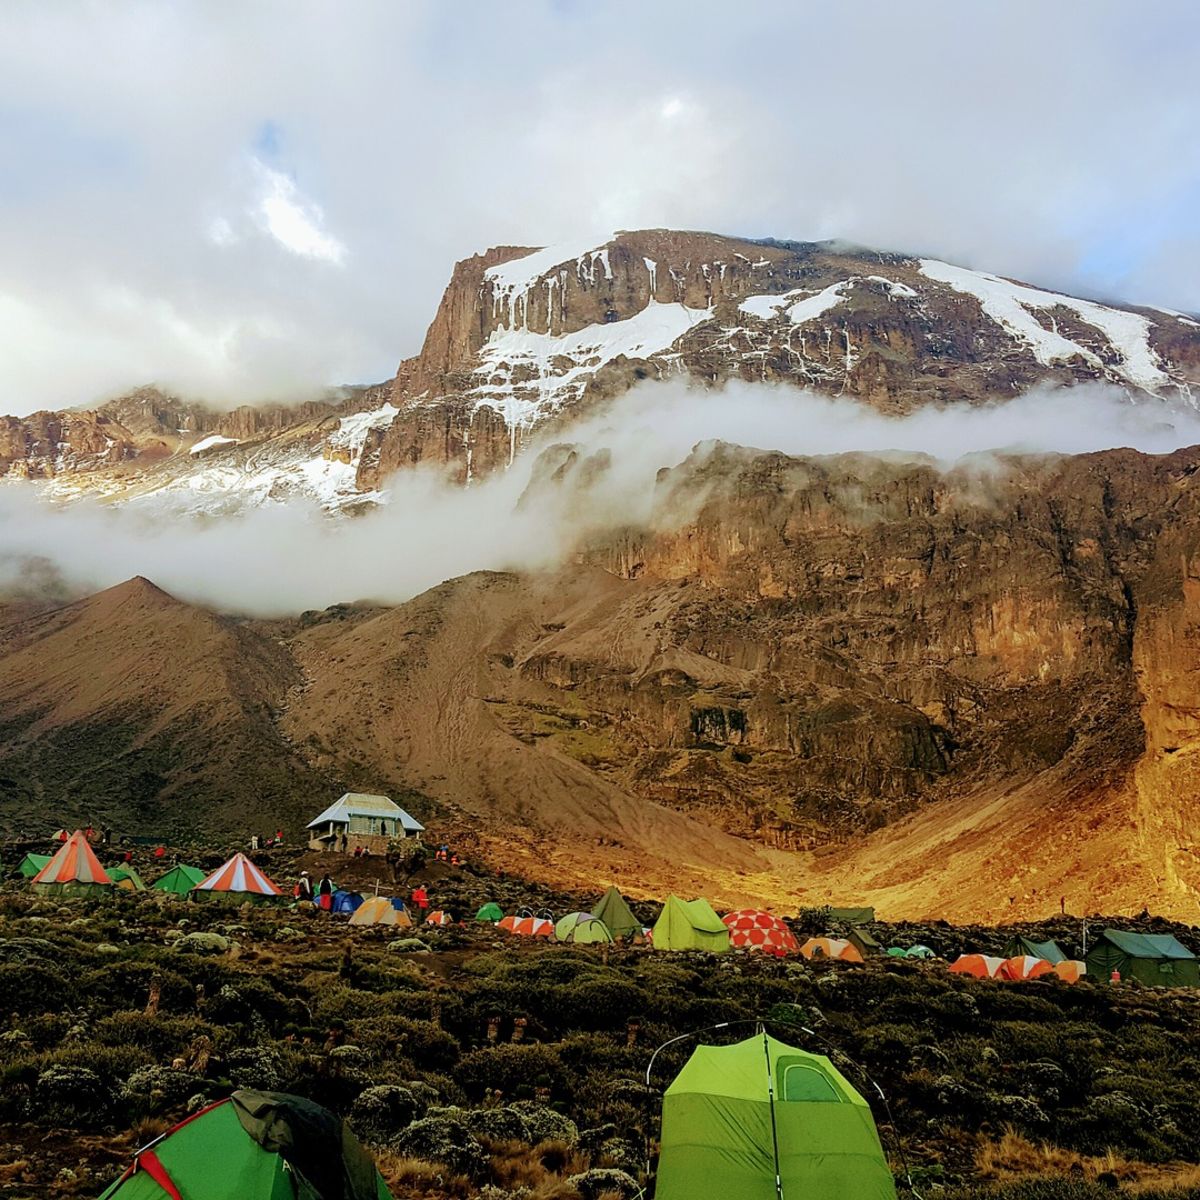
[{"left": 1, "top": 0, "right": 1198, "bottom": 415}]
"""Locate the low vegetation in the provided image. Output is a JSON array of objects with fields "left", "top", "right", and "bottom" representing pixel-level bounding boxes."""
[{"left": 3, "top": 865, "right": 1200, "bottom": 1199}]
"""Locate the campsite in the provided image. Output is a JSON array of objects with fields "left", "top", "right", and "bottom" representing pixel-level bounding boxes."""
[{"left": 4, "top": 833, "right": 1200, "bottom": 1200}]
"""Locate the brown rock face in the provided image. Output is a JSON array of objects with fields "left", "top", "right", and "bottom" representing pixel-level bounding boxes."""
[{"left": 368, "top": 230, "right": 1200, "bottom": 488}]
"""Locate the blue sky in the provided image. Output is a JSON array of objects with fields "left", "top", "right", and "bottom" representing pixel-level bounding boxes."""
[{"left": 0, "top": 0, "right": 1197, "bottom": 413}]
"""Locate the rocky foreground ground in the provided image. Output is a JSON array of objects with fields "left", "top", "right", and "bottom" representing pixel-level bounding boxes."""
[{"left": 3, "top": 847, "right": 1200, "bottom": 1200}]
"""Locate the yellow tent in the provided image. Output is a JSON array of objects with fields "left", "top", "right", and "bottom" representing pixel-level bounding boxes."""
[{"left": 348, "top": 896, "right": 412, "bottom": 928}]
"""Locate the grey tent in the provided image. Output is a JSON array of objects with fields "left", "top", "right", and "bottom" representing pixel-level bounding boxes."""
[
  {"left": 1004, "top": 935, "right": 1066, "bottom": 964},
  {"left": 1086, "top": 929, "right": 1200, "bottom": 987}
]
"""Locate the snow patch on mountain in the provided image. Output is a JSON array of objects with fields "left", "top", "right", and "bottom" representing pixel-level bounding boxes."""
[
  {"left": 471, "top": 300, "right": 712, "bottom": 434},
  {"left": 189, "top": 434, "right": 239, "bottom": 455},
  {"left": 919, "top": 259, "right": 1169, "bottom": 393},
  {"left": 484, "top": 234, "right": 615, "bottom": 329}
]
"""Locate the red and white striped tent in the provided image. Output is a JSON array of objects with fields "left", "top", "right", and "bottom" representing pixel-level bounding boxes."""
[
  {"left": 32, "top": 830, "right": 113, "bottom": 892},
  {"left": 425, "top": 910, "right": 453, "bottom": 926},
  {"left": 722, "top": 909, "right": 801, "bottom": 956},
  {"left": 193, "top": 853, "right": 282, "bottom": 900}
]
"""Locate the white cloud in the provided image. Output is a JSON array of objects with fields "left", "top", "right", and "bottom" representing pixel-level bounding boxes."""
[
  {"left": 0, "top": 378, "right": 1197, "bottom": 616},
  {"left": 0, "top": 1, "right": 1195, "bottom": 413},
  {"left": 252, "top": 161, "right": 346, "bottom": 264}
]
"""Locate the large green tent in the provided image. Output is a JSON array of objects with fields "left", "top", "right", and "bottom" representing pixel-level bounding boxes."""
[
  {"left": 1086, "top": 929, "right": 1200, "bottom": 987},
  {"left": 151, "top": 864, "right": 207, "bottom": 896},
  {"left": 592, "top": 886, "right": 642, "bottom": 940},
  {"left": 652, "top": 896, "right": 730, "bottom": 952},
  {"left": 99, "top": 1089, "right": 392, "bottom": 1200},
  {"left": 475, "top": 902, "right": 504, "bottom": 922},
  {"left": 656, "top": 1031, "right": 896, "bottom": 1200},
  {"left": 1004, "top": 935, "right": 1065, "bottom": 964},
  {"left": 17, "top": 852, "right": 50, "bottom": 879}
]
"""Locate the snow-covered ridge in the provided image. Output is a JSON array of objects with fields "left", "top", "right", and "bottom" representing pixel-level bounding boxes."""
[
  {"left": 739, "top": 275, "right": 917, "bottom": 324},
  {"left": 919, "top": 259, "right": 1168, "bottom": 393},
  {"left": 483, "top": 234, "right": 616, "bottom": 330},
  {"left": 471, "top": 300, "right": 711, "bottom": 446},
  {"left": 188, "top": 434, "right": 239, "bottom": 455}
]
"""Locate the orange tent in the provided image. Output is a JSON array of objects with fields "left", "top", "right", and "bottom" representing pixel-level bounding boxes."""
[
  {"left": 32, "top": 831, "right": 112, "bottom": 893},
  {"left": 193, "top": 853, "right": 282, "bottom": 901},
  {"left": 949, "top": 954, "right": 1005, "bottom": 978},
  {"left": 500, "top": 915, "right": 554, "bottom": 937},
  {"left": 1053, "top": 960, "right": 1086, "bottom": 983},
  {"left": 1001, "top": 955, "right": 1054, "bottom": 981},
  {"left": 799, "top": 937, "right": 864, "bottom": 963},
  {"left": 723, "top": 910, "right": 800, "bottom": 956},
  {"left": 425, "top": 910, "right": 452, "bottom": 925}
]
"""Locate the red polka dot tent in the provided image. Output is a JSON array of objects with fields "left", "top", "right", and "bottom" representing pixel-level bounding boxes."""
[{"left": 722, "top": 909, "right": 801, "bottom": 956}]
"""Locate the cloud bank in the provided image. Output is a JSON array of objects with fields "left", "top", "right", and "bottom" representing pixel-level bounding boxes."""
[
  {"left": 0, "top": 1, "right": 1198, "bottom": 412},
  {"left": 1, "top": 381, "right": 1198, "bottom": 616}
]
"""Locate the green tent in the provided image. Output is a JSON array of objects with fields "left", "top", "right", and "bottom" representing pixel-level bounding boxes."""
[
  {"left": 110, "top": 865, "right": 147, "bottom": 891},
  {"left": 592, "top": 885, "right": 642, "bottom": 940},
  {"left": 886, "top": 947, "right": 907, "bottom": 958},
  {"left": 904, "top": 945, "right": 934, "bottom": 960},
  {"left": 652, "top": 896, "right": 730, "bottom": 952},
  {"left": 1086, "top": 929, "right": 1200, "bottom": 987},
  {"left": 656, "top": 1031, "right": 896, "bottom": 1200},
  {"left": 555, "top": 911, "right": 614, "bottom": 944},
  {"left": 1005, "top": 936, "right": 1065, "bottom": 964},
  {"left": 475, "top": 902, "right": 504, "bottom": 922},
  {"left": 17, "top": 852, "right": 50, "bottom": 879},
  {"left": 848, "top": 929, "right": 883, "bottom": 957},
  {"left": 152, "top": 864, "right": 207, "bottom": 896},
  {"left": 828, "top": 906, "right": 875, "bottom": 926},
  {"left": 99, "top": 1089, "right": 392, "bottom": 1200}
]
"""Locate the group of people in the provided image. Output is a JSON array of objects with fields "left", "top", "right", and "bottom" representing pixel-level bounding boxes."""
[
  {"left": 433, "top": 844, "right": 464, "bottom": 868},
  {"left": 294, "top": 871, "right": 337, "bottom": 908},
  {"left": 249, "top": 831, "right": 286, "bottom": 851}
]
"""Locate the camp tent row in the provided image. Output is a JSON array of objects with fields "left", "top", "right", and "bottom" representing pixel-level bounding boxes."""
[{"left": 27, "top": 836, "right": 286, "bottom": 905}]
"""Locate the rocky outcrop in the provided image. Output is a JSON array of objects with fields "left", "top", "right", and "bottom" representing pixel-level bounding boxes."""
[{"left": 367, "top": 230, "right": 1200, "bottom": 487}]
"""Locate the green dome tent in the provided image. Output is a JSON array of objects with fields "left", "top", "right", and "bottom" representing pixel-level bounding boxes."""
[
  {"left": 152, "top": 864, "right": 207, "bottom": 896},
  {"left": 652, "top": 896, "right": 730, "bottom": 952},
  {"left": 110, "top": 864, "right": 147, "bottom": 891},
  {"left": 17, "top": 852, "right": 50, "bottom": 879},
  {"left": 656, "top": 1031, "right": 896, "bottom": 1200},
  {"left": 1004, "top": 935, "right": 1065, "bottom": 965},
  {"left": 475, "top": 902, "right": 504, "bottom": 922},
  {"left": 555, "top": 911, "right": 614, "bottom": 944},
  {"left": 592, "top": 885, "right": 642, "bottom": 940},
  {"left": 98, "top": 1088, "right": 393, "bottom": 1200}
]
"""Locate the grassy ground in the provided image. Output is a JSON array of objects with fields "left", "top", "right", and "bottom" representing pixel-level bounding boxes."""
[{"left": 2, "top": 847, "right": 1200, "bottom": 1200}]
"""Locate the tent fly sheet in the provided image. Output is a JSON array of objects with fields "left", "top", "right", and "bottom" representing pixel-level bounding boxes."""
[{"left": 656, "top": 1031, "right": 896, "bottom": 1200}]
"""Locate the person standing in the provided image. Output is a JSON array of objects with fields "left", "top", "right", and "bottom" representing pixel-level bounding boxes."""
[
  {"left": 317, "top": 874, "right": 334, "bottom": 912},
  {"left": 295, "top": 872, "right": 314, "bottom": 903}
]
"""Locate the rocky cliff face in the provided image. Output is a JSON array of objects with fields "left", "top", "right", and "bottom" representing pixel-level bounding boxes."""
[
  {"left": 366, "top": 230, "right": 1200, "bottom": 488},
  {"left": 2, "top": 230, "right": 1198, "bottom": 508}
]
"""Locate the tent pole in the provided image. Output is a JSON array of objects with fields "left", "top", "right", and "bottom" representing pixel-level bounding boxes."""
[{"left": 761, "top": 1023, "right": 784, "bottom": 1200}]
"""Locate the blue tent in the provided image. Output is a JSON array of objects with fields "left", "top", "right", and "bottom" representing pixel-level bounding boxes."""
[
  {"left": 388, "top": 897, "right": 409, "bottom": 912},
  {"left": 332, "top": 890, "right": 365, "bottom": 914}
]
